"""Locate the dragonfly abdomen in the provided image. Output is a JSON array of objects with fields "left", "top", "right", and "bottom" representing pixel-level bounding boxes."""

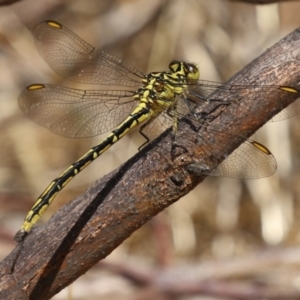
[{"left": 20, "top": 103, "right": 154, "bottom": 234}]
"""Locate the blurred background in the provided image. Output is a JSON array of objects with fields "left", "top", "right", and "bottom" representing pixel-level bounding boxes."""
[{"left": 1, "top": 0, "right": 300, "bottom": 299}]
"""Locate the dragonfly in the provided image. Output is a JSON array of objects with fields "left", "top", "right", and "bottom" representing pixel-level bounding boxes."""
[{"left": 15, "top": 20, "right": 299, "bottom": 240}]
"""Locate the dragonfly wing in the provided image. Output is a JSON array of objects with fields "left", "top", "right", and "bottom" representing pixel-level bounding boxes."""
[
  {"left": 204, "top": 139, "right": 277, "bottom": 179},
  {"left": 271, "top": 97, "right": 300, "bottom": 121},
  {"left": 141, "top": 114, "right": 173, "bottom": 142},
  {"left": 189, "top": 80, "right": 300, "bottom": 120},
  {"left": 33, "top": 21, "right": 143, "bottom": 87},
  {"left": 141, "top": 94, "right": 195, "bottom": 143},
  {"left": 167, "top": 96, "right": 278, "bottom": 179},
  {"left": 19, "top": 84, "right": 137, "bottom": 138}
]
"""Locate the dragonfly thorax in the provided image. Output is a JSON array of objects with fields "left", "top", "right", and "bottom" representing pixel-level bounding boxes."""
[{"left": 135, "top": 61, "right": 200, "bottom": 111}]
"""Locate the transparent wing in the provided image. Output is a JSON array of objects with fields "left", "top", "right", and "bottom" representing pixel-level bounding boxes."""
[
  {"left": 141, "top": 114, "right": 173, "bottom": 143},
  {"left": 173, "top": 119, "right": 277, "bottom": 179},
  {"left": 209, "top": 140, "right": 276, "bottom": 179},
  {"left": 33, "top": 21, "right": 144, "bottom": 87},
  {"left": 180, "top": 83, "right": 289, "bottom": 179},
  {"left": 189, "top": 80, "right": 300, "bottom": 120},
  {"left": 141, "top": 96, "right": 191, "bottom": 142},
  {"left": 271, "top": 99, "right": 300, "bottom": 121},
  {"left": 19, "top": 84, "right": 137, "bottom": 138},
  {"left": 183, "top": 138, "right": 277, "bottom": 179},
  {"left": 135, "top": 92, "right": 276, "bottom": 179}
]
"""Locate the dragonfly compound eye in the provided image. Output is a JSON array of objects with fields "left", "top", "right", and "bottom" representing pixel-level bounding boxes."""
[{"left": 184, "top": 63, "right": 200, "bottom": 81}]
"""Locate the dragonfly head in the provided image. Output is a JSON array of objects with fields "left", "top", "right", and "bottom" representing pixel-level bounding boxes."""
[{"left": 168, "top": 60, "right": 200, "bottom": 82}]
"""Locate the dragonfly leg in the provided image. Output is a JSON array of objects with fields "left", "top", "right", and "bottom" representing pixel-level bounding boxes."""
[{"left": 138, "top": 118, "right": 153, "bottom": 150}]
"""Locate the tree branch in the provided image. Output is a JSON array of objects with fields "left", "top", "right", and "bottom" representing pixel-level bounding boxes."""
[{"left": 1, "top": 27, "right": 300, "bottom": 300}]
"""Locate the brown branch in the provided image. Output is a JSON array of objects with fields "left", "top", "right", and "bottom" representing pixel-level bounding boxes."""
[{"left": 0, "top": 27, "right": 300, "bottom": 300}]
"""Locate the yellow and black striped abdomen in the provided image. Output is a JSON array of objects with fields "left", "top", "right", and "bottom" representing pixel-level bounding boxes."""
[{"left": 20, "top": 103, "right": 154, "bottom": 234}]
